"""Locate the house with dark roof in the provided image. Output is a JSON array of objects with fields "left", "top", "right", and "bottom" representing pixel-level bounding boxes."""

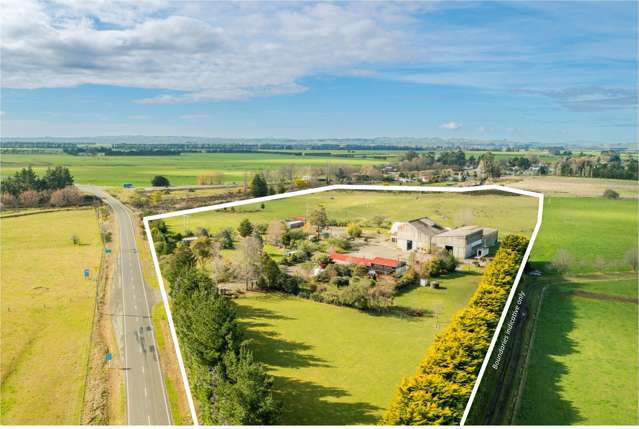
[{"left": 389, "top": 217, "right": 446, "bottom": 252}]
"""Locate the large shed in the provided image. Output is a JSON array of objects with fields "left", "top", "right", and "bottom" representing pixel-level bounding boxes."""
[
  {"left": 431, "top": 226, "right": 498, "bottom": 259},
  {"left": 390, "top": 217, "right": 446, "bottom": 252}
]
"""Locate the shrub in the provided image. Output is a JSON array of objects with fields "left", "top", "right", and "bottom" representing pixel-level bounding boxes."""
[
  {"left": 551, "top": 249, "right": 574, "bottom": 273},
  {"left": 346, "top": 223, "right": 363, "bottom": 238},
  {"left": 500, "top": 234, "right": 529, "bottom": 256},
  {"left": 603, "top": 189, "right": 620, "bottom": 199},
  {"left": 151, "top": 175, "right": 170, "bottom": 187},
  {"left": 50, "top": 185, "right": 83, "bottom": 207}
]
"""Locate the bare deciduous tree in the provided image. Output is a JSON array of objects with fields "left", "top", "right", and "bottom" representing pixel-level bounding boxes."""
[
  {"left": 625, "top": 247, "right": 638, "bottom": 272},
  {"left": 50, "top": 186, "right": 83, "bottom": 207},
  {"left": 266, "top": 220, "right": 286, "bottom": 247},
  {"left": 551, "top": 249, "right": 575, "bottom": 273},
  {"left": 237, "top": 236, "right": 263, "bottom": 289}
]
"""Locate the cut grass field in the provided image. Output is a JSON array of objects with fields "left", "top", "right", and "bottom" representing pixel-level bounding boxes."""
[
  {"left": 236, "top": 271, "right": 482, "bottom": 425},
  {"left": 0, "top": 153, "right": 380, "bottom": 187},
  {"left": 164, "top": 189, "right": 539, "bottom": 238},
  {"left": 530, "top": 197, "right": 638, "bottom": 274},
  {"left": 516, "top": 275, "right": 638, "bottom": 425},
  {"left": 513, "top": 195, "right": 639, "bottom": 425},
  {"left": 0, "top": 208, "right": 102, "bottom": 424}
]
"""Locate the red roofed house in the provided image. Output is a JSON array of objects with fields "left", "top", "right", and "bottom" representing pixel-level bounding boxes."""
[{"left": 329, "top": 251, "right": 407, "bottom": 275}]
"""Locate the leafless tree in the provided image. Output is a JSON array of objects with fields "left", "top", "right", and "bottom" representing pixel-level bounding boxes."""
[
  {"left": 50, "top": 186, "right": 83, "bottom": 207},
  {"left": 551, "top": 249, "right": 575, "bottom": 273},
  {"left": 237, "top": 236, "right": 263, "bottom": 289},
  {"left": 266, "top": 220, "right": 287, "bottom": 247}
]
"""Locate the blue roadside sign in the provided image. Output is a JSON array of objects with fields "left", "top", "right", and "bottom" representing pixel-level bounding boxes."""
[
  {"left": 106, "top": 352, "right": 113, "bottom": 361},
  {"left": 83, "top": 269, "right": 90, "bottom": 280}
]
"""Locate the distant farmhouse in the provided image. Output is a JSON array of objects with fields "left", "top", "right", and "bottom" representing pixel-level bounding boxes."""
[{"left": 391, "top": 217, "right": 498, "bottom": 259}]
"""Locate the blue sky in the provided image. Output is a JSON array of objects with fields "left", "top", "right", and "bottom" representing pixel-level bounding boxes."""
[{"left": 1, "top": 1, "right": 637, "bottom": 143}]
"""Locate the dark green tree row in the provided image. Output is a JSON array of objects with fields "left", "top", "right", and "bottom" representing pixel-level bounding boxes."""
[
  {"left": 1, "top": 166, "right": 74, "bottom": 196},
  {"left": 164, "top": 243, "right": 279, "bottom": 424},
  {"left": 382, "top": 235, "right": 529, "bottom": 425}
]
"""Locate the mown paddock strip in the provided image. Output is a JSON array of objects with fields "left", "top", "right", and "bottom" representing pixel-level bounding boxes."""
[
  {"left": 0, "top": 152, "right": 382, "bottom": 187},
  {"left": 142, "top": 184, "right": 542, "bottom": 425},
  {"left": 0, "top": 208, "right": 102, "bottom": 424}
]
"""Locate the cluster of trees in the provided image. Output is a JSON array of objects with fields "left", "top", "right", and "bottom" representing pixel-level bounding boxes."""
[
  {"left": 555, "top": 152, "right": 637, "bottom": 180},
  {"left": 162, "top": 241, "right": 279, "bottom": 424},
  {"left": 1, "top": 166, "right": 83, "bottom": 208},
  {"left": 308, "top": 275, "right": 394, "bottom": 312},
  {"left": 382, "top": 234, "right": 529, "bottom": 425}
]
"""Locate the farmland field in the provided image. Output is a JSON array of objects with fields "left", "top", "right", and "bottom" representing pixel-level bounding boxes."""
[
  {"left": 506, "top": 175, "right": 639, "bottom": 199},
  {"left": 164, "top": 189, "right": 539, "bottom": 237},
  {"left": 0, "top": 153, "right": 380, "bottom": 187},
  {"left": 514, "top": 195, "right": 639, "bottom": 425},
  {"left": 0, "top": 208, "right": 102, "bottom": 424},
  {"left": 159, "top": 189, "right": 539, "bottom": 424},
  {"left": 236, "top": 271, "right": 482, "bottom": 424}
]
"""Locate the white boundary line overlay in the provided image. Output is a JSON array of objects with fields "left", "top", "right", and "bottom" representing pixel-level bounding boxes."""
[{"left": 142, "top": 184, "right": 544, "bottom": 426}]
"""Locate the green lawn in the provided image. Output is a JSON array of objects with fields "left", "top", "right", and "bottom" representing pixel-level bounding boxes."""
[
  {"left": 517, "top": 276, "right": 638, "bottom": 425},
  {"left": 0, "top": 153, "right": 380, "bottom": 187},
  {"left": 164, "top": 190, "right": 538, "bottom": 238},
  {"left": 515, "top": 195, "right": 639, "bottom": 425},
  {"left": 0, "top": 208, "right": 102, "bottom": 424},
  {"left": 531, "top": 196, "right": 638, "bottom": 273},
  {"left": 235, "top": 271, "right": 482, "bottom": 424}
]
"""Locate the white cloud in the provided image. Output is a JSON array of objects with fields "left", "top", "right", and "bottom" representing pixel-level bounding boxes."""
[
  {"left": 440, "top": 121, "right": 462, "bottom": 130},
  {"left": 0, "top": 1, "right": 635, "bottom": 108},
  {"left": 0, "top": 1, "right": 427, "bottom": 103}
]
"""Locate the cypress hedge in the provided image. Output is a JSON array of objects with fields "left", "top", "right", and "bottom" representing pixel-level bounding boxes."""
[{"left": 382, "top": 235, "right": 529, "bottom": 425}]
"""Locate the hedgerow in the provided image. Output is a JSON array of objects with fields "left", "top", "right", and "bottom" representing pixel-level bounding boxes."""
[{"left": 382, "top": 234, "right": 529, "bottom": 425}]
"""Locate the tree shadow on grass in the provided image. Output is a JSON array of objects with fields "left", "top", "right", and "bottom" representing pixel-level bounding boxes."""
[
  {"left": 274, "top": 376, "right": 382, "bottom": 425},
  {"left": 515, "top": 268, "right": 584, "bottom": 425},
  {"left": 237, "top": 304, "right": 330, "bottom": 369}
]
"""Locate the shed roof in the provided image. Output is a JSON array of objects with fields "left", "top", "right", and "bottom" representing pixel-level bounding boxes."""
[
  {"left": 407, "top": 217, "right": 446, "bottom": 236},
  {"left": 435, "top": 225, "right": 483, "bottom": 238}
]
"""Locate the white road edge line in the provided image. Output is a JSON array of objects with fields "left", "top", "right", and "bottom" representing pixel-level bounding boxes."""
[
  {"left": 142, "top": 183, "right": 544, "bottom": 426},
  {"left": 123, "top": 203, "right": 173, "bottom": 424}
]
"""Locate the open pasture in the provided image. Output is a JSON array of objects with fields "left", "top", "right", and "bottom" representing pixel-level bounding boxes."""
[
  {"left": 164, "top": 189, "right": 539, "bottom": 238},
  {"left": 236, "top": 271, "right": 481, "bottom": 424},
  {"left": 0, "top": 208, "right": 102, "bottom": 424},
  {"left": 0, "top": 152, "right": 379, "bottom": 187},
  {"left": 514, "top": 195, "right": 638, "bottom": 425}
]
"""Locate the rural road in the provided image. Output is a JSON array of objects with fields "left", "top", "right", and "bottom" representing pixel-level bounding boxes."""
[{"left": 80, "top": 186, "right": 171, "bottom": 425}]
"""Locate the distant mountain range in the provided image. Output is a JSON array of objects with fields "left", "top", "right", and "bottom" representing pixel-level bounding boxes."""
[{"left": 0, "top": 135, "right": 634, "bottom": 150}]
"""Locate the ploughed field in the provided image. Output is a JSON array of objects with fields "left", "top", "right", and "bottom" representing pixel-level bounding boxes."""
[{"left": 0, "top": 208, "right": 102, "bottom": 424}]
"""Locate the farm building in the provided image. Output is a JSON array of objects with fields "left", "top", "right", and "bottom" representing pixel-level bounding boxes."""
[
  {"left": 431, "top": 226, "right": 498, "bottom": 259},
  {"left": 286, "top": 216, "right": 305, "bottom": 229},
  {"left": 329, "top": 251, "right": 407, "bottom": 275},
  {"left": 390, "top": 217, "right": 446, "bottom": 252}
]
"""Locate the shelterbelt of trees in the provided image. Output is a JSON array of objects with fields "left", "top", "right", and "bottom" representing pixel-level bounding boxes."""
[
  {"left": 152, "top": 221, "right": 279, "bottom": 425},
  {"left": 0, "top": 166, "right": 83, "bottom": 208},
  {"left": 382, "top": 235, "right": 529, "bottom": 426}
]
